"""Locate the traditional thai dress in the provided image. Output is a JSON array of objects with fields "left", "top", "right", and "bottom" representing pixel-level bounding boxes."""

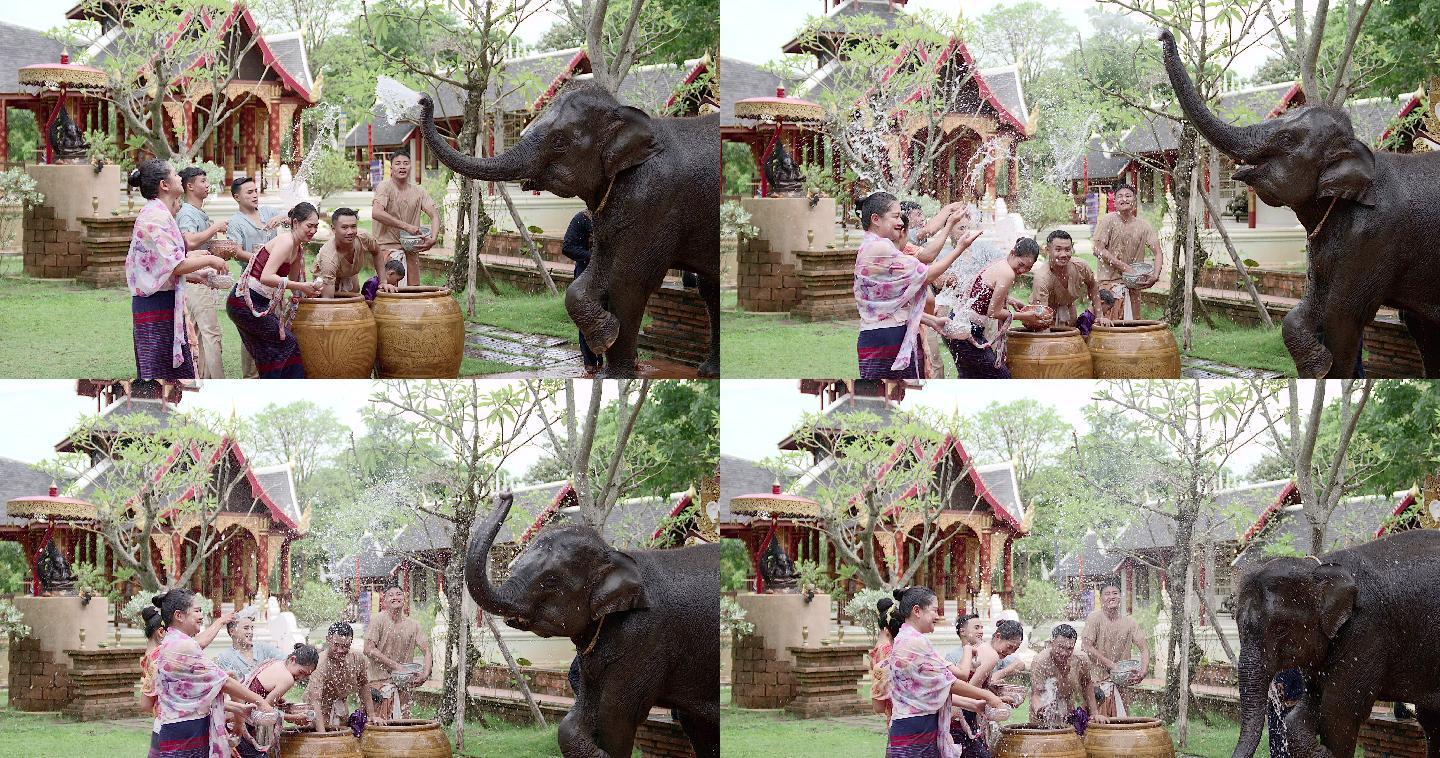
[
  {"left": 885, "top": 624, "right": 961, "bottom": 758},
  {"left": 127, "top": 199, "right": 196, "bottom": 379},
  {"left": 149, "top": 628, "right": 231, "bottom": 758},
  {"left": 236, "top": 661, "right": 282, "bottom": 758},
  {"left": 944, "top": 276, "right": 1011, "bottom": 379},
  {"left": 870, "top": 638, "right": 894, "bottom": 720},
  {"left": 225, "top": 246, "right": 306, "bottom": 378},
  {"left": 855, "top": 232, "right": 928, "bottom": 379},
  {"left": 140, "top": 645, "right": 161, "bottom": 717}
]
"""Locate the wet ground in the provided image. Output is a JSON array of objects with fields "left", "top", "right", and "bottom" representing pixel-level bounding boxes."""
[
  {"left": 1182, "top": 357, "right": 1286, "bottom": 379},
  {"left": 466, "top": 324, "right": 701, "bottom": 378}
]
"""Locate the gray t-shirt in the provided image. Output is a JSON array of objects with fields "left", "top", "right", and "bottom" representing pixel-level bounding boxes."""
[
  {"left": 175, "top": 202, "right": 212, "bottom": 250},
  {"left": 228, "top": 207, "right": 282, "bottom": 254}
]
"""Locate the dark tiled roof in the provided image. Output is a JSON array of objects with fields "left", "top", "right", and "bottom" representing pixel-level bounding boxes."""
[
  {"left": 1237, "top": 492, "right": 1396, "bottom": 571},
  {"left": 0, "top": 456, "right": 58, "bottom": 529},
  {"left": 252, "top": 464, "right": 301, "bottom": 526},
  {"left": 342, "top": 122, "right": 415, "bottom": 149},
  {"left": 719, "top": 56, "right": 788, "bottom": 128},
  {"left": 976, "top": 463, "right": 1021, "bottom": 518},
  {"left": 0, "top": 20, "right": 67, "bottom": 95},
  {"left": 719, "top": 454, "right": 776, "bottom": 526},
  {"left": 980, "top": 66, "right": 1027, "bottom": 127},
  {"left": 783, "top": 0, "right": 908, "bottom": 53},
  {"left": 263, "top": 33, "right": 314, "bottom": 93},
  {"left": 778, "top": 394, "right": 904, "bottom": 450},
  {"left": 1345, "top": 95, "right": 1406, "bottom": 145},
  {"left": 1110, "top": 480, "right": 1291, "bottom": 553},
  {"left": 1051, "top": 529, "right": 1120, "bottom": 580},
  {"left": 1063, "top": 137, "right": 1133, "bottom": 181},
  {"left": 1120, "top": 83, "right": 1297, "bottom": 156}
]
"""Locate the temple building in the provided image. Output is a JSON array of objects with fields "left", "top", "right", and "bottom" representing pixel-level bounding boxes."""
[
  {"left": 0, "top": 381, "right": 306, "bottom": 612},
  {"left": 0, "top": 5, "right": 316, "bottom": 183},
  {"left": 721, "top": 0, "right": 1030, "bottom": 204},
  {"left": 721, "top": 379, "right": 1028, "bottom": 613}
]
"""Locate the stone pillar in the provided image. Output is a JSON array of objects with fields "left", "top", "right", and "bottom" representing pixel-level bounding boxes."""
[
  {"left": 257, "top": 532, "right": 271, "bottom": 601},
  {"left": 267, "top": 99, "right": 281, "bottom": 166},
  {"left": 933, "top": 539, "right": 947, "bottom": 613},
  {"left": 1002, "top": 536, "right": 1014, "bottom": 605},
  {"left": 784, "top": 644, "right": 871, "bottom": 717},
  {"left": 241, "top": 106, "right": 256, "bottom": 177},
  {"left": 978, "top": 529, "right": 994, "bottom": 600},
  {"left": 279, "top": 538, "right": 293, "bottom": 609},
  {"left": 1007, "top": 140, "right": 1020, "bottom": 203}
]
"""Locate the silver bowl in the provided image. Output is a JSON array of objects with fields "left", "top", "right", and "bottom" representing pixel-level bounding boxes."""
[
  {"left": 398, "top": 226, "right": 431, "bottom": 252},
  {"left": 1122, "top": 262, "right": 1154, "bottom": 287}
]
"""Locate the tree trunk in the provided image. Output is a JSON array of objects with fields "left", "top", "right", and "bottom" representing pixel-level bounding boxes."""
[
  {"left": 1165, "top": 127, "right": 1197, "bottom": 325},
  {"left": 485, "top": 613, "right": 547, "bottom": 726},
  {"left": 1176, "top": 553, "right": 1196, "bottom": 747},
  {"left": 1182, "top": 167, "right": 1197, "bottom": 350},
  {"left": 1195, "top": 187, "right": 1273, "bottom": 327},
  {"left": 437, "top": 537, "right": 466, "bottom": 724}
]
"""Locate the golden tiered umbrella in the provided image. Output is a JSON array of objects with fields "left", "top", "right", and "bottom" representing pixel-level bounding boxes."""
[
  {"left": 730, "top": 488, "right": 819, "bottom": 593},
  {"left": 18, "top": 53, "right": 108, "bottom": 164},
  {"left": 7, "top": 483, "right": 98, "bottom": 596},
  {"left": 733, "top": 86, "right": 824, "bottom": 197}
]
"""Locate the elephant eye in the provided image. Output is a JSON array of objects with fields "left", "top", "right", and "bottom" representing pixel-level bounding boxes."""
[{"left": 551, "top": 133, "right": 570, "bottom": 151}]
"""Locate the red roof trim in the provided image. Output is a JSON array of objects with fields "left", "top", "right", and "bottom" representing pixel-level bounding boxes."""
[
  {"left": 161, "top": 438, "right": 299, "bottom": 530},
  {"left": 1375, "top": 491, "right": 1418, "bottom": 538},
  {"left": 1266, "top": 82, "right": 1305, "bottom": 119},
  {"left": 520, "top": 483, "right": 577, "bottom": 545},
  {"left": 531, "top": 50, "right": 591, "bottom": 113},
  {"left": 878, "top": 435, "right": 1023, "bottom": 532},
  {"left": 1379, "top": 94, "right": 1423, "bottom": 144},
  {"left": 1238, "top": 481, "right": 1300, "bottom": 547},
  {"left": 664, "top": 59, "right": 710, "bottom": 109},
  {"left": 202, "top": 7, "right": 313, "bottom": 103},
  {"left": 651, "top": 493, "right": 694, "bottom": 541}
]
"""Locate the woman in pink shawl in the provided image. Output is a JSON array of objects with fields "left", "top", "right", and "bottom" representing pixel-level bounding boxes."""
[
  {"left": 885, "top": 587, "right": 1005, "bottom": 758},
  {"left": 854, "top": 192, "right": 980, "bottom": 379},
  {"left": 145, "top": 588, "right": 275, "bottom": 758},
  {"left": 125, "top": 160, "right": 229, "bottom": 380}
]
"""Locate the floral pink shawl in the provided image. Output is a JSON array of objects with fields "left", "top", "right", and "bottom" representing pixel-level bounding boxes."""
[
  {"left": 887, "top": 623, "right": 962, "bottom": 757},
  {"left": 854, "top": 231, "right": 928, "bottom": 371},
  {"left": 152, "top": 627, "right": 231, "bottom": 758},
  {"left": 126, "top": 198, "right": 190, "bottom": 368}
]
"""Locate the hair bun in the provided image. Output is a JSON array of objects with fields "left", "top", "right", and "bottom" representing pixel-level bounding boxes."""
[
  {"left": 294, "top": 642, "right": 304, "bottom": 651},
  {"left": 141, "top": 606, "right": 159, "bottom": 621},
  {"left": 892, "top": 587, "right": 906, "bottom": 602},
  {"left": 151, "top": 591, "right": 167, "bottom": 608},
  {"left": 128, "top": 169, "right": 142, "bottom": 189}
]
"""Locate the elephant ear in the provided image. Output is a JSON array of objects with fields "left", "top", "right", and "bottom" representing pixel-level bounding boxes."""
[
  {"left": 601, "top": 106, "right": 658, "bottom": 179},
  {"left": 1312, "top": 563, "right": 1357, "bottom": 639},
  {"left": 589, "top": 549, "right": 649, "bottom": 620},
  {"left": 1317, "top": 138, "right": 1376, "bottom": 206}
]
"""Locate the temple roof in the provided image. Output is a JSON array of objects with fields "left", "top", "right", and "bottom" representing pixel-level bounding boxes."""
[
  {"left": 0, "top": 456, "right": 60, "bottom": 529},
  {"left": 781, "top": 0, "right": 910, "bottom": 56},
  {"left": 719, "top": 453, "right": 776, "bottom": 526},
  {"left": 1062, "top": 137, "right": 1134, "bottom": 182},
  {"left": 0, "top": 20, "right": 67, "bottom": 96},
  {"left": 719, "top": 56, "right": 788, "bottom": 129}
]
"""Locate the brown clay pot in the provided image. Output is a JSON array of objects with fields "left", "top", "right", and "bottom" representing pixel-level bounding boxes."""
[
  {"left": 1007, "top": 326, "right": 1094, "bottom": 379},
  {"left": 1083, "top": 717, "right": 1175, "bottom": 758},
  {"left": 360, "top": 719, "right": 453, "bottom": 758},
  {"left": 995, "top": 724, "right": 1088, "bottom": 758},
  {"left": 373, "top": 286, "right": 465, "bottom": 378},
  {"left": 1088, "top": 319, "right": 1182, "bottom": 378},
  {"left": 279, "top": 729, "right": 363, "bottom": 758},
  {"left": 292, "top": 295, "right": 377, "bottom": 378}
]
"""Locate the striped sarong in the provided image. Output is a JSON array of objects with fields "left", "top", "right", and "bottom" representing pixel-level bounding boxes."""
[
  {"left": 859, "top": 325, "right": 925, "bottom": 380},
  {"left": 148, "top": 716, "right": 211, "bottom": 758},
  {"left": 225, "top": 288, "right": 305, "bottom": 378},
  {"left": 132, "top": 290, "right": 195, "bottom": 379},
  {"left": 887, "top": 713, "right": 942, "bottom": 758},
  {"left": 950, "top": 710, "right": 993, "bottom": 758},
  {"left": 945, "top": 324, "right": 1010, "bottom": 379}
]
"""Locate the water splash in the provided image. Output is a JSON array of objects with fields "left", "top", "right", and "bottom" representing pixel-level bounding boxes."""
[
  {"left": 376, "top": 76, "right": 423, "bottom": 126},
  {"left": 280, "top": 101, "right": 344, "bottom": 207}
]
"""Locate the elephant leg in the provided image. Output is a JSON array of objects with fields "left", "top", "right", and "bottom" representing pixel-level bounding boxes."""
[
  {"left": 1309, "top": 667, "right": 1378, "bottom": 758},
  {"left": 597, "top": 268, "right": 665, "bottom": 378},
  {"left": 1400, "top": 310, "right": 1440, "bottom": 378},
  {"left": 558, "top": 701, "right": 608, "bottom": 758},
  {"left": 1282, "top": 300, "right": 1333, "bottom": 379},
  {"left": 567, "top": 266, "right": 621, "bottom": 361},
  {"left": 1415, "top": 705, "right": 1440, "bottom": 758},
  {"left": 696, "top": 271, "right": 720, "bottom": 378},
  {"left": 674, "top": 705, "right": 720, "bottom": 758}
]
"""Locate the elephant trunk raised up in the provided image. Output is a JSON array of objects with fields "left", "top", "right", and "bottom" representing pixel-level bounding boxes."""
[
  {"left": 464, "top": 491, "right": 526, "bottom": 620},
  {"left": 1161, "top": 30, "right": 1271, "bottom": 164},
  {"left": 1231, "top": 642, "right": 1271, "bottom": 758},
  {"left": 418, "top": 96, "right": 539, "bottom": 183}
]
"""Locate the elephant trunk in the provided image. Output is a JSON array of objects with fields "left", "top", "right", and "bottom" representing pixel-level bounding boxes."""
[
  {"left": 418, "top": 95, "right": 537, "bottom": 182},
  {"left": 464, "top": 491, "right": 525, "bottom": 618},
  {"left": 1160, "top": 30, "right": 1266, "bottom": 163},
  {"left": 1231, "top": 643, "right": 1272, "bottom": 758}
]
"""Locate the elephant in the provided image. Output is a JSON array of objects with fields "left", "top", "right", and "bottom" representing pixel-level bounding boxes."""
[
  {"left": 1229, "top": 529, "right": 1440, "bottom": 758},
  {"left": 1161, "top": 29, "right": 1440, "bottom": 378},
  {"left": 465, "top": 491, "right": 720, "bottom": 758},
  {"left": 418, "top": 83, "right": 720, "bottom": 378}
]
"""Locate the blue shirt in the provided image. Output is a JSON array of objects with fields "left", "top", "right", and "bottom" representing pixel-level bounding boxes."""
[
  {"left": 215, "top": 641, "right": 285, "bottom": 682},
  {"left": 227, "top": 207, "right": 282, "bottom": 254},
  {"left": 175, "top": 202, "right": 212, "bottom": 250}
]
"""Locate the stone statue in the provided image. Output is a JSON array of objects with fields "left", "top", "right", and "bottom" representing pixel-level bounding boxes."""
[
  {"left": 764, "top": 146, "right": 804, "bottom": 197},
  {"left": 37, "top": 540, "right": 76, "bottom": 594},
  {"left": 48, "top": 108, "right": 89, "bottom": 164},
  {"left": 759, "top": 538, "right": 798, "bottom": 592}
]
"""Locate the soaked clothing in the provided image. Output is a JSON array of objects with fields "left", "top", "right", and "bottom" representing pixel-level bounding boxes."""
[
  {"left": 1029, "top": 647, "right": 1094, "bottom": 729},
  {"left": 888, "top": 713, "right": 943, "bottom": 758},
  {"left": 859, "top": 325, "right": 927, "bottom": 379},
  {"left": 149, "top": 716, "right": 212, "bottom": 758},
  {"left": 127, "top": 199, "right": 195, "bottom": 378},
  {"left": 855, "top": 231, "right": 929, "bottom": 376},
  {"left": 306, "top": 649, "right": 369, "bottom": 727},
  {"left": 365, "top": 612, "right": 425, "bottom": 683},
  {"left": 373, "top": 179, "right": 428, "bottom": 252},
  {"left": 225, "top": 246, "right": 305, "bottom": 378},
  {"left": 1030, "top": 259, "right": 1097, "bottom": 329},
  {"left": 1093, "top": 212, "right": 1159, "bottom": 320},
  {"left": 944, "top": 275, "right": 1010, "bottom": 379},
  {"left": 314, "top": 233, "right": 378, "bottom": 294},
  {"left": 871, "top": 640, "right": 894, "bottom": 719},
  {"left": 215, "top": 643, "right": 284, "bottom": 683}
]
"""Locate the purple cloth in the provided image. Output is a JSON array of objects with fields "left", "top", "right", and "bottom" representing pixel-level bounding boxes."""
[
  {"left": 1077, "top": 309, "right": 1096, "bottom": 337},
  {"left": 362, "top": 276, "right": 380, "bottom": 302},
  {"left": 1068, "top": 706, "right": 1090, "bottom": 736}
]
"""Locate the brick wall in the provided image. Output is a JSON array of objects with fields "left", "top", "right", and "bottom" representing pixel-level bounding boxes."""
[
  {"left": 1358, "top": 713, "right": 1428, "bottom": 757},
  {"left": 469, "top": 662, "right": 573, "bottom": 698},
  {"left": 737, "top": 238, "right": 799, "bottom": 313},
  {"left": 482, "top": 232, "right": 568, "bottom": 265},
  {"left": 1196, "top": 267, "right": 1307, "bottom": 300},
  {"left": 730, "top": 631, "right": 796, "bottom": 708},
  {"left": 638, "top": 282, "right": 710, "bottom": 366},
  {"left": 21, "top": 203, "right": 87, "bottom": 278},
  {"left": 7, "top": 636, "right": 74, "bottom": 711}
]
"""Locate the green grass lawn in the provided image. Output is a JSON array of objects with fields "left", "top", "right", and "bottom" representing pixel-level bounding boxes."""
[
  {"left": 720, "top": 281, "right": 1294, "bottom": 378},
  {"left": 719, "top": 687, "right": 1264, "bottom": 758},
  {"left": 0, "top": 691, "right": 563, "bottom": 757},
  {"left": 0, "top": 255, "right": 576, "bottom": 378}
]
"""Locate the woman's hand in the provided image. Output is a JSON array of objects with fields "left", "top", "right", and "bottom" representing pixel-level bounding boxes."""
[
  {"left": 295, "top": 280, "right": 323, "bottom": 297},
  {"left": 205, "top": 255, "right": 228, "bottom": 273}
]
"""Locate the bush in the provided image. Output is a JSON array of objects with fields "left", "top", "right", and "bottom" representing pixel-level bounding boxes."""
[
  {"left": 304, "top": 148, "right": 359, "bottom": 212},
  {"left": 1014, "top": 580, "right": 1070, "bottom": 625},
  {"left": 292, "top": 580, "right": 349, "bottom": 641},
  {"left": 720, "top": 538, "right": 749, "bottom": 593},
  {"left": 720, "top": 596, "right": 753, "bottom": 637},
  {"left": 1018, "top": 180, "right": 1074, "bottom": 233},
  {"left": 844, "top": 587, "right": 891, "bottom": 644},
  {"left": 0, "top": 599, "right": 30, "bottom": 648}
]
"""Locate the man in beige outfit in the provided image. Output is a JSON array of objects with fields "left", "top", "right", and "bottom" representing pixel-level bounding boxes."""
[
  {"left": 175, "top": 167, "right": 233, "bottom": 378},
  {"left": 1030, "top": 229, "right": 1112, "bottom": 333},
  {"left": 314, "top": 208, "right": 383, "bottom": 297},
  {"left": 370, "top": 150, "right": 437, "bottom": 286},
  {"left": 1082, "top": 580, "right": 1150, "bottom": 717},
  {"left": 1092, "top": 184, "right": 1161, "bottom": 321},
  {"left": 364, "top": 583, "right": 431, "bottom": 719}
]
